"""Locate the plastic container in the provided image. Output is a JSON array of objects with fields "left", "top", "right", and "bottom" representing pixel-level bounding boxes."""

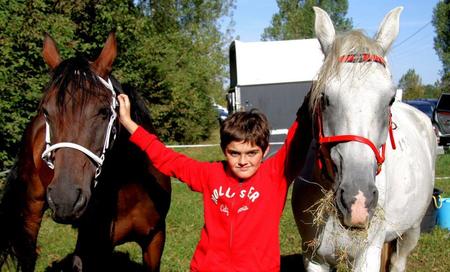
[{"left": 437, "top": 197, "right": 450, "bottom": 230}]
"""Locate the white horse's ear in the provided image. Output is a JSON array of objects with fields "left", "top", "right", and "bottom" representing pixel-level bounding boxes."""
[
  {"left": 313, "top": 6, "right": 335, "bottom": 55},
  {"left": 375, "top": 7, "right": 403, "bottom": 54}
]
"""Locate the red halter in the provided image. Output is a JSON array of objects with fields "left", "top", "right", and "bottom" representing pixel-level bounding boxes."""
[
  {"left": 315, "top": 53, "right": 396, "bottom": 177},
  {"left": 338, "top": 53, "right": 386, "bottom": 67}
]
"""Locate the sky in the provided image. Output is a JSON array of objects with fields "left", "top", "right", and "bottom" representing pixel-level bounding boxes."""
[{"left": 229, "top": 0, "right": 442, "bottom": 85}]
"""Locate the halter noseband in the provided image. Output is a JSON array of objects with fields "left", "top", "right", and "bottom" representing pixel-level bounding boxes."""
[
  {"left": 41, "top": 76, "right": 118, "bottom": 185},
  {"left": 316, "top": 53, "right": 395, "bottom": 178}
]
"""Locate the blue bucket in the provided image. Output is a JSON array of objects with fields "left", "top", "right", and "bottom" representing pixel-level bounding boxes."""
[{"left": 437, "top": 197, "right": 450, "bottom": 230}]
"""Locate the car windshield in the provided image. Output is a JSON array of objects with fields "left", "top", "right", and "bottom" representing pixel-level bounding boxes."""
[{"left": 436, "top": 94, "right": 450, "bottom": 112}]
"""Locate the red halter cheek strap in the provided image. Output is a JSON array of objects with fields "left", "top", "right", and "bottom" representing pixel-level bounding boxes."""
[{"left": 315, "top": 53, "right": 396, "bottom": 177}]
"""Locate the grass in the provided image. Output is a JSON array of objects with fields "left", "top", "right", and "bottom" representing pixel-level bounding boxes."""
[
  {"left": 407, "top": 153, "right": 450, "bottom": 272},
  {"left": 1, "top": 140, "right": 449, "bottom": 271}
]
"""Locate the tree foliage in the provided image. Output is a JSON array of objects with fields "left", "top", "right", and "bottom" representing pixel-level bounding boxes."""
[
  {"left": 0, "top": 0, "right": 234, "bottom": 171},
  {"left": 399, "top": 69, "right": 425, "bottom": 99},
  {"left": 262, "top": 0, "right": 352, "bottom": 41},
  {"left": 422, "top": 83, "right": 443, "bottom": 99},
  {"left": 432, "top": 0, "right": 450, "bottom": 89}
]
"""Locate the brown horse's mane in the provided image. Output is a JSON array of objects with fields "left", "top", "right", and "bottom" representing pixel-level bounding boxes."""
[
  {"left": 119, "top": 82, "right": 156, "bottom": 133},
  {"left": 39, "top": 56, "right": 155, "bottom": 133},
  {"left": 40, "top": 56, "right": 109, "bottom": 114}
]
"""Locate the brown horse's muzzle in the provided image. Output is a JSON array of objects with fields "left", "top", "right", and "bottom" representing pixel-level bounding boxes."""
[
  {"left": 46, "top": 151, "right": 93, "bottom": 223},
  {"left": 47, "top": 180, "right": 90, "bottom": 223}
]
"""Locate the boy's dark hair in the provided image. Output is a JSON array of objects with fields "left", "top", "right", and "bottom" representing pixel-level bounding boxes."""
[{"left": 220, "top": 109, "right": 270, "bottom": 152}]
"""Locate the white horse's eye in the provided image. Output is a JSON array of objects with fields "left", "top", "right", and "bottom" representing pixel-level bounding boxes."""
[
  {"left": 321, "top": 94, "right": 330, "bottom": 107},
  {"left": 389, "top": 96, "right": 395, "bottom": 106}
]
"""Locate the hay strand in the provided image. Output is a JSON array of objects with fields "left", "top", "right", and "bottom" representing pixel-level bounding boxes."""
[{"left": 304, "top": 189, "right": 386, "bottom": 270}]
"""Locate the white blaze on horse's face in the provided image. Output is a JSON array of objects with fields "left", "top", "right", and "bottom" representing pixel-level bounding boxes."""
[{"left": 314, "top": 6, "right": 402, "bottom": 227}]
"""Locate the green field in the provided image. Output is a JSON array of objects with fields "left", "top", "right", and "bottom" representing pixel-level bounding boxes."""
[{"left": 1, "top": 147, "right": 449, "bottom": 271}]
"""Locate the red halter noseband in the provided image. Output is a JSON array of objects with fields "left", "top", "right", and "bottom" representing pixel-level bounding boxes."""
[{"left": 315, "top": 53, "right": 396, "bottom": 177}]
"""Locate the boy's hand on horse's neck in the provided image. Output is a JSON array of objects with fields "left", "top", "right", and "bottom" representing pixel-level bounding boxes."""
[{"left": 118, "top": 94, "right": 139, "bottom": 134}]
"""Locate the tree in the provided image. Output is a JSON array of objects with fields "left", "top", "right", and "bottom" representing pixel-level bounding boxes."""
[
  {"left": 0, "top": 0, "right": 76, "bottom": 171},
  {"left": 398, "top": 69, "right": 425, "bottom": 99},
  {"left": 262, "top": 0, "right": 352, "bottom": 41},
  {"left": 432, "top": 0, "right": 450, "bottom": 90},
  {"left": 423, "top": 83, "right": 443, "bottom": 98},
  {"left": 127, "top": 0, "right": 235, "bottom": 142},
  {"left": 0, "top": 0, "right": 235, "bottom": 171}
]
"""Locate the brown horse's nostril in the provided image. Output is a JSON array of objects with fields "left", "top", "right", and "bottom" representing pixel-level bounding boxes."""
[
  {"left": 46, "top": 187, "right": 56, "bottom": 209},
  {"left": 73, "top": 189, "right": 87, "bottom": 215}
]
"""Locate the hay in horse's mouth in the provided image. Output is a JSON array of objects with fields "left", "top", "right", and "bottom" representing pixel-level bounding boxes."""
[
  {"left": 305, "top": 189, "right": 385, "bottom": 232},
  {"left": 304, "top": 189, "right": 337, "bottom": 227},
  {"left": 304, "top": 189, "right": 386, "bottom": 270}
]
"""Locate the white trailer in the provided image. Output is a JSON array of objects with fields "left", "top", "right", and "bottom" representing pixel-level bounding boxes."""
[{"left": 227, "top": 38, "right": 324, "bottom": 155}]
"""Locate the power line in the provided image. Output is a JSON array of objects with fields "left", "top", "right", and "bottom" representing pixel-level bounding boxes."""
[{"left": 392, "top": 21, "right": 432, "bottom": 49}]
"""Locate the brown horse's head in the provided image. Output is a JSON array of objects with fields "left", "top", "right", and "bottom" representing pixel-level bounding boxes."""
[{"left": 40, "top": 33, "right": 118, "bottom": 223}]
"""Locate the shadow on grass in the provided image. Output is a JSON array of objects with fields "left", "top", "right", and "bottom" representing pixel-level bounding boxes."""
[
  {"left": 45, "top": 251, "right": 145, "bottom": 272},
  {"left": 46, "top": 252, "right": 306, "bottom": 271}
]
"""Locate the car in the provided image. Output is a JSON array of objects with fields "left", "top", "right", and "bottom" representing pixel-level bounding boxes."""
[
  {"left": 404, "top": 99, "right": 437, "bottom": 119},
  {"left": 434, "top": 93, "right": 450, "bottom": 146},
  {"left": 213, "top": 103, "right": 228, "bottom": 124},
  {"left": 403, "top": 99, "right": 441, "bottom": 144}
]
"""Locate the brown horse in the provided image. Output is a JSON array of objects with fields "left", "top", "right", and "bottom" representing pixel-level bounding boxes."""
[{"left": 0, "top": 33, "right": 171, "bottom": 271}]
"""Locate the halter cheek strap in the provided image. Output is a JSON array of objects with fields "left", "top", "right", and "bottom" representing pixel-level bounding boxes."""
[
  {"left": 41, "top": 77, "right": 118, "bottom": 184},
  {"left": 315, "top": 52, "right": 396, "bottom": 177}
]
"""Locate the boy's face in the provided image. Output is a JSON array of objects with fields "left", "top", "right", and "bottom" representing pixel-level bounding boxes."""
[{"left": 224, "top": 140, "right": 268, "bottom": 180}]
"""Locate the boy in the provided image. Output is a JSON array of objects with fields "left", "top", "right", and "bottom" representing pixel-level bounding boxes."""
[{"left": 118, "top": 94, "right": 311, "bottom": 271}]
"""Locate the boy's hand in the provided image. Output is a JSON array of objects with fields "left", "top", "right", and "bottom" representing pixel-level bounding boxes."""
[{"left": 118, "top": 94, "right": 138, "bottom": 134}]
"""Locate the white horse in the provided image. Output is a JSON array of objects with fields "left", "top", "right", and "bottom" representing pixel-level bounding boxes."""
[{"left": 292, "top": 7, "right": 436, "bottom": 272}]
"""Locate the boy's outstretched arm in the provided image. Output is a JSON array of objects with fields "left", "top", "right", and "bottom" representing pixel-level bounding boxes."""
[{"left": 117, "top": 94, "right": 207, "bottom": 192}]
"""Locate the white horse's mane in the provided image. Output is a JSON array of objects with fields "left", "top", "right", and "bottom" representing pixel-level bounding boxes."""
[{"left": 310, "top": 30, "right": 385, "bottom": 111}]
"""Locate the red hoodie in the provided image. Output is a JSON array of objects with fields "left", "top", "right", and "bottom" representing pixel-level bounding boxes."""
[{"left": 130, "top": 120, "right": 304, "bottom": 272}]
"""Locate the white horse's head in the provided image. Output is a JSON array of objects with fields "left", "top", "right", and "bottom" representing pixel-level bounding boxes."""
[{"left": 311, "top": 6, "right": 402, "bottom": 228}]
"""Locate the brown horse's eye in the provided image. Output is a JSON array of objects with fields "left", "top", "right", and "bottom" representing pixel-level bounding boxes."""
[
  {"left": 98, "top": 107, "right": 111, "bottom": 119},
  {"left": 42, "top": 108, "right": 49, "bottom": 118}
]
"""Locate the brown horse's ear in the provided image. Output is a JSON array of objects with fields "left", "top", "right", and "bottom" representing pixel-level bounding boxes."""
[
  {"left": 42, "top": 33, "right": 62, "bottom": 70},
  {"left": 93, "top": 32, "right": 117, "bottom": 79}
]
